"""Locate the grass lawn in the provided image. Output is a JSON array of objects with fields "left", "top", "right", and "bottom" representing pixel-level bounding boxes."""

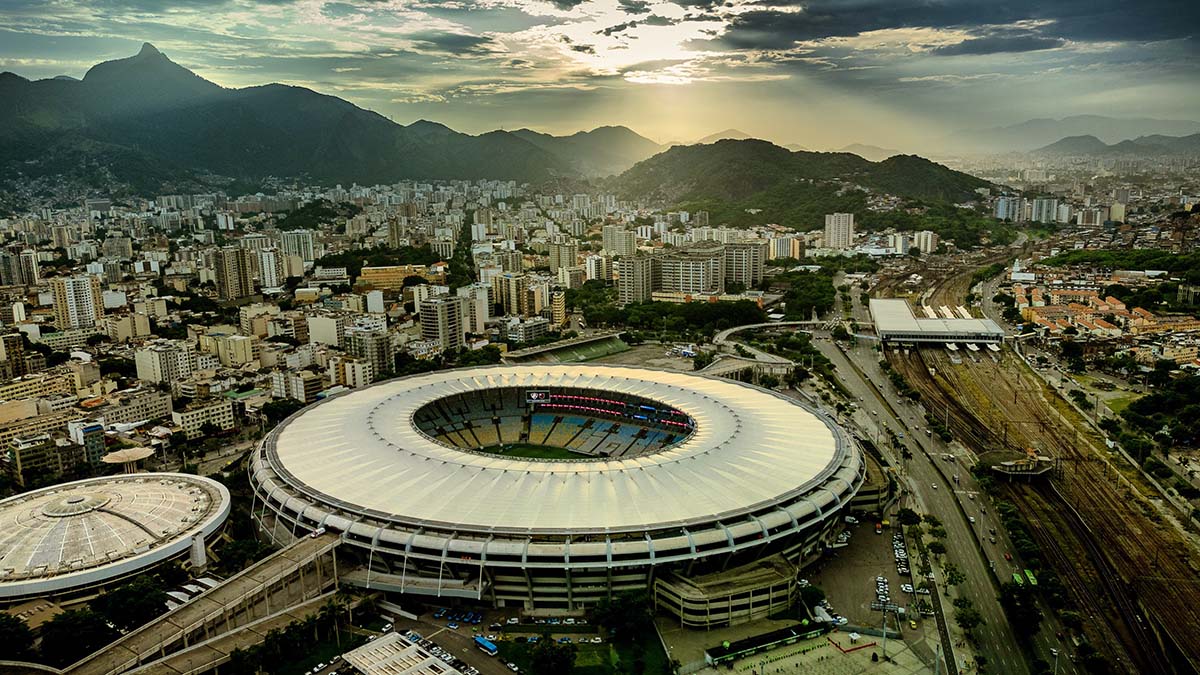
[
  {"left": 496, "top": 634, "right": 670, "bottom": 675},
  {"left": 1105, "top": 394, "right": 1142, "bottom": 414},
  {"left": 478, "top": 444, "right": 588, "bottom": 460}
]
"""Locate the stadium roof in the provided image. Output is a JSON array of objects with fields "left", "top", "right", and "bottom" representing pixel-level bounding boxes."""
[
  {"left": 266, "top": 365, "right": 849, "bottom": 534},
  {"left": 870, "top": 298, "right": 1003, "bottom": 343},
  {"left": 0, "top": 474, "right": 230, "bottom": 599}
]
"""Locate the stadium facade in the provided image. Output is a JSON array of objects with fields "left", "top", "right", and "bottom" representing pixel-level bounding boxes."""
[{"left": 250, "top": 365, "right": 863, "bottom": 626}]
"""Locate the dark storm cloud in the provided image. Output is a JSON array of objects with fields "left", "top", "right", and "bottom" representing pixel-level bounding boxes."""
[
  {"left": 617, "top": 0, "right": 651, "bottom": 14},
  {"left": 597, "top": 14, "right": 677, "bottom": 35},
  {"left": 934, "top": 34, "right": 1065, "bottom": 56},
  {"left": 409, "top": 31, "right": 497, "bottom": 55},
  {"left": 547, "top": 0, "right": 588, "bottom": 9},
  {"left": 712, "top": 0, "right": 1200, "bottom": 52},
  {"left": 570, "top": 43, "right": 596, "bottom": 54}
]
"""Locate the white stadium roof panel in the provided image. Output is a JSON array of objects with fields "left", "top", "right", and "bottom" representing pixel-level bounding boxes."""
[{"left": 266, "top": 365, "right": 847, "bottom": 534}]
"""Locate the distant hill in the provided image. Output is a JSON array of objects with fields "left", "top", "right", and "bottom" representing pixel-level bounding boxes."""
[
  {"left": 1034, "top": 133, "right": 1200, "bottom": 156},
  {"left": 610, "top": 139, "right": 989, "bottom": 229},
  {"left": 0, "top": 44, "right": 660, "bottom": 192},
  {"left": 695, "top": 129, "right": 755, "bottom": 144},
  {"left": 944, "top": 115, "right": 1200, "bottom": 153},
  {"left": 511, "top": 126, "right": 662, "bottom": 176},
  {"left": 837, "top": 143, "right": 901, "bottom": 162}
]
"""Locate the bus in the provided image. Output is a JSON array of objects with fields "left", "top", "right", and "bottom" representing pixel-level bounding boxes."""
[
  {"left": 1024, "top": 569, "right": 1038, "bottom": 587},
  {"left": 1012, "top": 572, "right": 1025, "bottom": 586},
  {"left": 474, "top": 636, "right": 498, "bottom": 657}
]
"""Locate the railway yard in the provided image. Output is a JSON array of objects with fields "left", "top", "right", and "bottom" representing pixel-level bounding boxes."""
[{"left": 873, "top": 249, "right": 1200, "bottom": 673}]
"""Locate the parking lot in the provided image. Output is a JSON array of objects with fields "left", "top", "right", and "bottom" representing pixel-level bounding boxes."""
[
  {"left": 381, "top": 608, "right": 609, "bottom": 675},
  {"left": 808, "top": 522, "right": 929, "bottom": 637}
]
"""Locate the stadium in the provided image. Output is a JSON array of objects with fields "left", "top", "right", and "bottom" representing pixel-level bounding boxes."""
[
  {"left": 0, "top": 473, "right": 231, "bottom": 602},
  {"left": 250, "top": 365, "right": 863, "bottom": 627}
]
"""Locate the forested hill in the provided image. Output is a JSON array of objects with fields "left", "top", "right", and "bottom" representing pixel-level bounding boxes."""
[{"left": 609, "top": 139, "right": 992, "bottom": 231}]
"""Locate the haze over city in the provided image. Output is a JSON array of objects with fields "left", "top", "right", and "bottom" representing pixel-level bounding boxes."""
[{"left": 2, "top": 0, "right": 1199, "bottom": 147}]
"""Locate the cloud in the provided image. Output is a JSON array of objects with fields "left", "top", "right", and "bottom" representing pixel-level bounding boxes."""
[
  {"left": 934, "top": 34, "right": 1065, "bottom": 56},
  {"left": 408, "top": 31, "right": 499, "bottom": 55},
  {"left": 617, "top": 0, "right": 651, "bottom": 14}
]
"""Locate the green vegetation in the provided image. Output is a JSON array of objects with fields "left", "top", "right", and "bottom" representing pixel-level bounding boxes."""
[
  {"left": 478, "top": 444, "right": 588, "bottom": 460},
  {"left": 572, "top": 294, "right": 766, "bottom": 340},
  {"left": 38, "top": 608, "right": 120, "bottom": 667},
  {"left": 861, "top": 203, "right": 1016, "bottom": 249},
  {"left": 275, "top": 199, "right": 361, "bottom": 231},
  {"left": 770, "top": 270, "right": 835, "bottom": 319},
  {"left": 221, "top": 598, "right": 362, "bottom": 675},
  {"left": 612, "top": 140, "right": 990, "bottom": 232},
  {"left": 0, "top": 613, "right": 35, "bottom": 660},
  {"left": 314, "top": 245, "right": 440, "bottom": 283},
  {"left": 998, "top": 581, "right": 1044, "bottom": 641},
  {"left": 1043, "top": 249, "right": 1200, "bottom": 282}
]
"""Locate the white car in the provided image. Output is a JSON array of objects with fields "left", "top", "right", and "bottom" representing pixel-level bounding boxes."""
[{"left": 969, "top": 516, "right": 976, "bottom": 523}]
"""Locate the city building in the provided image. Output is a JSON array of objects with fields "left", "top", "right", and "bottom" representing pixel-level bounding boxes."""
[
  {"left": 823, "top": 213, "right": 855, "bottom": 250},
  {"left": 419, "top": 295, "right": 465, "bottom": 352},
  {"left": 213, "top": 246, "right": 254, "bottom": 301},
  {"left": 171, "top": 399, "right": 236, "bottom": 439},
  {"left": 616, "top": 255, "right": 659, "bottom": 306},
  {"left": 661, "top": 242, "right": 725, "bottom": 295},
  {"left": 602, "top": 225, "right": 637, "bottom": 257},
  {"left": 51, "top": 275, "right": 104, "bottom": 331},
  {"left": 724, "top": 240, "right": 768, "bottom": 289},
  {"left": 345, "top": 327, "right": 396, "bottom": 377}
]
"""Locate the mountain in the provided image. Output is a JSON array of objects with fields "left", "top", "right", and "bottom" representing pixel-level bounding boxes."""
[
  {"left": 944, "top": 115, "right": 1200, "bottom": 154},
  {"left": 695, "top": 129, "right": 755, "bottom": 144},
  {"left": 610, "top": 139, "right": 989, "bottom": 229},
  {"left": 510, "top": 126, "right": 662, "bottom": 176},
  {"left": 1034, "top": 133, "right": 1200, "bottom": 156},
  {"left": 1033, "top": 135, "right": 1111, "bottom": 155},
  {"left": 0, "top": 44, "right": 658, "bottom": 192},
  {"left": 837, "top": 143, "right": 900, "bottom": 162}
]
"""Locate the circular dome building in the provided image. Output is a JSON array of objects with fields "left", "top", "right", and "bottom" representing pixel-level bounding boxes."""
[
  {"left": 250, "top": 365, "right": 862, "bottom": 621},
  {"left": 0, "top": 473, "right": 231, "bottom": 602}
]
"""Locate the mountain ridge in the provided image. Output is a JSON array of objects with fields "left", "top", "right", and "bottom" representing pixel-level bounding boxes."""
[
  {"left": 0, "top": 44, "right": 662, "bottom": 188},
  {"left": 1034, "top": 132, "right": 1200, "bottom": 156}
]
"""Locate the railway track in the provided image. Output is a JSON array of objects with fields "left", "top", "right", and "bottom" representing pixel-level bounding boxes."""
[{"left": 888, "top": 345, "right": 1200, "bottom": 672}]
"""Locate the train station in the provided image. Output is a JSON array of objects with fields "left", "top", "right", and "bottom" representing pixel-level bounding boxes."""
[{"left": 869, "top": 298, "right": 1004, "bottom": 345}]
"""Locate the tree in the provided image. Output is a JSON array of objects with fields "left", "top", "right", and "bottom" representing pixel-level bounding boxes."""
[
  {"left": 93, "top": 576, "right": 169, "bottom": 631},
  {"left": 593, "top": 592, "right": 653, "bottom": 644},
  {"left": 530, "top": 632, "right": 577, "bottom": 675},
  {"left": 262, "top": 399, "right": 306, "bottom": 426},
  {"left": 831, "top": 325, "right": 850, "bottom": 341},
  {"left": 896, "top": 508, "right": 922, "bottom": 526},
  {"left": 799, "top": 585, "right": 826, "bottom": 609},
  {"left": 39, "top": 608, "right": 119, "bottom": 667},
  {"left": 0, "top": 613, "right": 34, "bottom": 660},
  {"left": 998, "top": 581, "right": 1043, "bottom": 639},
  {"left": 928, "top": 541, "right": 946, "bottom": 555},
  {"left": 954, "top": 606, "right": 984, "bottom": 633}
]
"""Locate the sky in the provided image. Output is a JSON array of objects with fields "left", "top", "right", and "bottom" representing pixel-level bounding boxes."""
[{"left": 1, "top": 0, "right": 1198, "bottom": 149}]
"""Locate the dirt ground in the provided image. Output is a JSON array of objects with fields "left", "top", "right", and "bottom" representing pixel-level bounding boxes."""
[{"left": 592, "top": 343, "right": 697, "bottom": 370}]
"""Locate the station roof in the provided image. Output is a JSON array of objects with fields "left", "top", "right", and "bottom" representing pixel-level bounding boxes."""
[{"left": 870, "top": 298, "right": 1003, "bottom": 341}]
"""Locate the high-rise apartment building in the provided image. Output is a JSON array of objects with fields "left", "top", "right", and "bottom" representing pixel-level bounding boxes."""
[
  {"left": 724, "top": 240, "right": 768, "bottom": 289},
  {"left": 550, "top": 290, "right": 567, "bottom": 327},
  {"left": 616, "top": 255, "right": 660, "bottom": 306},
  {"left": 213, "top": 246, "right": 254, "bottom": 300},
  {"left": 602, "top": 225, "right": 637, "bottom": 257},
  {"left": 258, "top": 247, "right": 286, "bottom": 292},
  {"left": 585, "top": 254, "right": 613, "bottom": 283},
  {"left": 767, "top": 236, "right": 805, "bottom": 260},
  {"left": 496, "top": 273, "right": 529, "bottom": 317},
  {"left": 345, "top": 327, "right": 395, "bottom": 378},
  {"left": 420, "top": 295, "right": 465, "bottom": 352},
  {"left": 134, "top": 340, "right": 199, "bottom": 384},
  {"left": 455, "top": 283, "right": 491, "bottom": 334},
  {"left": 51, "top": 274, "right": 104, "bottom": 330},
  {"left": 661, "top": 242, "right": 724, "bottom": 295},
  {"left": 548, "top": 240, "right": 579, "bottom": 273},
  {"left": 913, "top": 231, "right": 940, "bottom": 255},
  {"left": 281, "top": 229, "right": 316, "bottom": 262},
  {"left": 823, "top": 213, "right": 856, "bottom": 250}
]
